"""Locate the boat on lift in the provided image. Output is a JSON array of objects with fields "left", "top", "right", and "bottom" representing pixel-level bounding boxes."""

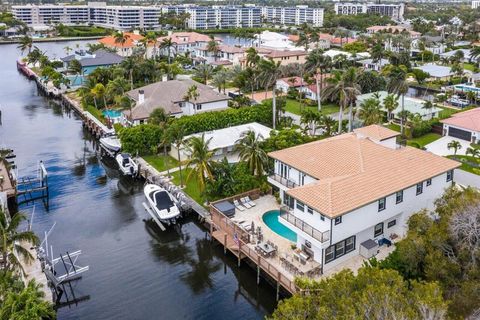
[
  {"left": 99, "top": 135, "right": 121, "bottom": 154},
  {"left": 115, "top": 153, "right": 138, "bottom": 176},
  {"left": 144, "top": 184, "right": 181, "bottom": 225}
]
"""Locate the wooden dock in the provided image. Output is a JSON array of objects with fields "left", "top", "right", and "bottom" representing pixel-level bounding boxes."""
[{"left": 209, "top": 201, "right": 297, "bottom": 297}]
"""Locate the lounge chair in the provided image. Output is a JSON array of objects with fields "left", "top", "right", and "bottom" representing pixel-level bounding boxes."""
[
  {"left": 240, "top": 198, "right": 252, "bottom": 209},
  {"left": 233, "top": 200, "right": 246, "bottom": 211},
  {"left": 245, "top": 196, "right": 256, "bottom": 207},
  {"left": 240, "top": 221, "right": 252, "bottom": 231}
]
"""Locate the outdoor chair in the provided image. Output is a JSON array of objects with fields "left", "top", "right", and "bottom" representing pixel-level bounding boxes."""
[
  {"left": 246, "top": 196, "right": 256, "bottom": 207},
  {"left": 233, "top": 200, "right": 245, "bottom": 211},
  {"left": 240, "top": 197, "right": 252, "bottom": 209}
]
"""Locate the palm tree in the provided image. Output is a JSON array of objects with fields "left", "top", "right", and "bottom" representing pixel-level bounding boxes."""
[
  {"left": 17, "top": 35, "right": 33, "bottom": 55},
  {"left": 212, "top": 69, "right": 229, "bottom": 94},
  {"left": 121, "top": 57, "right": 136, "bottom": 90},
  {"left": 322, "top": 67, "right": 361, "bottom": 133},
  {"left": 258, "top": 58, "right": 282, "bottom": 129},
  {"left": 234, "top": 130, "right": 268, "bottom": 177},
  {"left": 194, "top": 64, "right": 214, "bottom": 85},
  {"left": 245, "top": 47, "right": 259, "bottom": 67},
  {"left": 184, "top": 134, "right": 215, "bottom": 195},
  {"left": 0, "top": 211, "right": 39, "bottom": 274},
  {"left": 206, "top": 36, "right": 220, "bottom": 62},
  {"left": 358, "top": 97, "right": 383, "bottom": 126},
  {"left": 383, "top": 94, "right": 399, "bottom": 121},
  {"left": 166, "top": 123, "right": 186, "bottom": 187},
  {"left": 114, "top": 31, "right": 130, "bottom": 49},
  {"left": 106, "top": 77, "right": 129, "bottom": 101},
  {"left": 183, "top": 85, "right": 200, "bottom": 113},
  {"left": 470, "top": 46, "right": 480, "bottom": 67},
  {"left": 63, "top": 45, "right": 72, "bottom": 56},
  {"left": 466, "top": 147, "right": 480, "bottom": 159},
  {"left": 385, "top": 66, "right": 409, "bottom": 136},
  {"left": 447, "top": 140, "right": 462, "bottom": 156},
  {"left": 68, "top": 59, "right": 82, "bottom": 75},
  {"left": 422, "top": 100, "right": 434, "bottom": 118},
  {"left": 300, "top": 109, "right": 321, "bottom": 136},
  {"left": 160, "top": 37, "right": 175, "bottom": 64},
  {"left": 305, "top": 49, "right": 332, "bottom": 112},
  {"left": 91, "top": 83, "right": 107, "bottom": 109},
  {"left": 320, "top": 115, "right": 336, "bottom": 137}
]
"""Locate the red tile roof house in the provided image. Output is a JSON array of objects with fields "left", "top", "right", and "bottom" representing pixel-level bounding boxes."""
[
  {"left": 99, "top": 32, "right": 154, "bottom": 58},
  {"left": 276, "top": 75, "right": 331, "bottom": 101},
  {"left": 156, "top": 32, "right": 222, "bottom": 59},
  {"left": 268, "top": 125, "right": 459, "bottom": 272},
  {"left": 440, "top": 108, "right": 480, "bottom": 143}
]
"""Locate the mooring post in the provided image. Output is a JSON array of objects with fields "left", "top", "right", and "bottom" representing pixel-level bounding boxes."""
[
  {"left": 223, "top": 234, "right": 227, "bottom": 254},
  {"left": 237, "top": 241, "right": 241, "bottom": 267},
  {"left": 257, "top": 255, "right": 261, "bottom": 284},
  {"left": 276, "top": 271, "right": 281, "bottom": 301}
]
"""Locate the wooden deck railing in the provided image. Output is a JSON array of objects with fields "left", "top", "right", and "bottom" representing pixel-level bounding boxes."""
[{"left": 210, "top": 206, "right": 297, "bottom": 294}]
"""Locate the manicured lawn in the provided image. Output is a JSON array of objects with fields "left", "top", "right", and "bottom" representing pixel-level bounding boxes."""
[
  {"left": 438, "top": 106, "right": 461, "bottom": 119},
  {"left": 143, "top": 154, "right": 179, "bottom": 173},
  {"left": 446, "top": 155, "right": 480, "bottom": 175},
  {"left": 171, "top": 168, "right": 205, "bottom": 205},
  {"left": 463, "top": 63, "right": 476, "bottom": 72},
  {"left": 408, "top": 133, "right": 441, "bottom": 148},
  {"left": 284, "top": 99, "right": 339, "bottom": 116}
]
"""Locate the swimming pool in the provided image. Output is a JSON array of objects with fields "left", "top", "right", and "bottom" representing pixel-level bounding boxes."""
[
  {"left": 453, "top": 84, "right": 480, "bottom": 93},
  {"left": 262, "top": 210, "right": 297, "bottom": 242},
  {"left": 102, "top": 109, "right": 123, "bottom": 119}
]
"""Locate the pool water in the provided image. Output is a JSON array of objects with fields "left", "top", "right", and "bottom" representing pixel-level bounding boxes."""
[
  {"left": 262, "top": 210, "right": 297, "bottom": 242},
  {"left": 102, "top": 109, "right": 123, "bottom": 118}
]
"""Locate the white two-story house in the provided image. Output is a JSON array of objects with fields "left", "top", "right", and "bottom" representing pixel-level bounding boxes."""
[{"left": 267, "top": 125, "right": 460, "bottom": 272}]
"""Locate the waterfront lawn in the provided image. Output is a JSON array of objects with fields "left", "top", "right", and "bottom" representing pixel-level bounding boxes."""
[
  {"left": 438, "top": 106, "right": 461, "bottom": 119},
  {"left": 446, "top": 155, "right": 480, "bottom": 175},
  {"left": 143, "top": 154, "right": 179, "bottom": 173},
  {"left": 58, "top": 25, "right": 111, "bottom": 37},
  {"left": 285, "top": 99, "right": 339, "bottom": 116},
  {"left": 171, "top": 168, "right": 204, "bottom": 205}
]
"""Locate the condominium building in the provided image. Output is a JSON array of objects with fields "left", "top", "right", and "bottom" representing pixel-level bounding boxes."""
[
  {"left": 12, "top": 4, "right": 324, "bottom": 30},
  {"left": 473, "top": 1, "right": 480, "bottom": 9},
  {"left": 334, "top": 2, "right": 405, "bottom": 21},
  {"left": 267, "top": 125, "right": 459, "bottom": 271}
]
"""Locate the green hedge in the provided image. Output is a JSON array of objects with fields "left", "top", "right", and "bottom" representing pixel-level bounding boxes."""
[{"left": 171, "top": 104, "right": 272, "bottom": 136}]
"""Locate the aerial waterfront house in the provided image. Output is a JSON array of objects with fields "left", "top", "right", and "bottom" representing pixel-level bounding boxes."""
[
  {"left": 157, "top": 32, "right": 220, "bottom": 60},
  {"left": 98, "top": 32, "right": 151, "bottom": 57},
  {"left": 122, "top": 79, "right": 230, "bottom": 126},
  {"left": 267, "top": 125, "right": 459, "bottom": 271},
  {"left": 170, "top": 122, "right": 272, "bottom": 163}
]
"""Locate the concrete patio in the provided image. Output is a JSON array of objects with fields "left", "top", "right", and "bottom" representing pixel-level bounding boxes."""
[{"left": 425, "top": 136, "right": 471, "bottom": 156}]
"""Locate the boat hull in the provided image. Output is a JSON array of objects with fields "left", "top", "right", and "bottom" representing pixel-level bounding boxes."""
[{"left": 144, "top": 184, "right": 181, "bottom": 223}]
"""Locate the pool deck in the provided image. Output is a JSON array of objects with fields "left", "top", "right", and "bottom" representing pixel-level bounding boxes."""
[{"left": 210, "top": 194, "right": 397, "bottom": 295}]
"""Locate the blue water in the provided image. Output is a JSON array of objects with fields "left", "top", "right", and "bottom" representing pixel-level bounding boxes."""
[
  {"left": 454, "top": 85, "right": 480, "bottom": 92},
  {"left": 103, "top": 109, "right": 122, "bottom": 118},
  {"left": 262, "top": 210, "right": 297, "bottom": 242}
]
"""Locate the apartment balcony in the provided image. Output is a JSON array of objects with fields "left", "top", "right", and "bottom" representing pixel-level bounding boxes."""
[
  {"left": 279, "top": 210, "right": 330, "bottom": 243},
  {"left": 268, "top": 173, "right": 298, "bottom": 189}
]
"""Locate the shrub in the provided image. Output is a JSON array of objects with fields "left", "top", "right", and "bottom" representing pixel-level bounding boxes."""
[
  {"left": 411, "top": 120, "right": 432, "bottom": 138},
  {"left": 117, "top": 124, "right": 163, "bottom": 154},
  {"left": 171, "top": 103, "right": 272, "bottom": 136}
]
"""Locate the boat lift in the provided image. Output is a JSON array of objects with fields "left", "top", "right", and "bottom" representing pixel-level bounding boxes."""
[
  {"left": 16, "top": 160, "right": 49, "bottom": 210},
  {"left": 39, "top": 224, "right": 90, "bottom": 306}
]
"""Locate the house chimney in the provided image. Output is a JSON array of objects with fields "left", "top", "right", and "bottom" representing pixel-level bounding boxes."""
[{"left": 138, "top": 90, "right": 145, "bottom": 104}]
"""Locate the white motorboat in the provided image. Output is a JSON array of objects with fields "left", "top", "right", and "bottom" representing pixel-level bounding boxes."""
[
  {"left": 99, "top": 135, "right": 121, "bottom": 153},
  {"left": 144, "top": 184, "right": 181, "bottom": 223},
  {"left": 115, "top": 153, "right": 138, "bottom": 176}
]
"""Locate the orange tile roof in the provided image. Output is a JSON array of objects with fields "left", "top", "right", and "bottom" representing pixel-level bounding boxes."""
[
  {"left": 157, "top": 32, "right": 220, "bottom": 45},
  {"left": 354, "top": 124, "right": 400, "bottom": 141},
  {"left": 441, "top": 108, "right": 480, "bottom": 132},
  {"left": 269, "top": 129, "right": 459, "bottom": 217},
  {"left": 99, "top": 32, "right": 145, "bottom": 48}
]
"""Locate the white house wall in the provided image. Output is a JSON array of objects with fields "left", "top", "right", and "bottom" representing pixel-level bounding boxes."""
[{"left": 181, "top": 100, "right": 229, "bottom": 116}]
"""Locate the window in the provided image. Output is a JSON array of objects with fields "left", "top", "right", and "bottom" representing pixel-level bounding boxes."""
[
  {"left": 447, "top": 170, "right": 453, "bottom": 182},
  {"left": 335, "top": 216, "right": 342, "bottom": 225},
  {"left": 345, "top": 236, "right": 355, "bottom": 253},
  {"left": 196, "top": 104, "right": 202, "bottom": 110},
  {"left": 320, "top": 215, "right": 325, "bottom": 221},
  {"left": 324, "top": 236, "right": 355, "bottom": 264},
  {"left": 296, "top": 201, "right": 305, "bottom": 212},
  {"left": 426, "top": 178, "right": 432, "bottom": 186},
  {"left": 396, "top": 190, "right": 403, "bottom": 204},
  {"left": 307, "top": 206, "right": 313, "bottom": 214},
  {"left": 335, "top": 241, "right": 345, "bottom": 257},
  {"left": 378, "top": 197, "right": 386, "bottom": 212},
  {"left": 374, "top": 222, "right": 384, "bottom": 237},
  {"left": 388, "top": 220, "right": 396, "bottom": 228},
  {"left": 416, "top": 182, "right": 423, "bottom": 195},
  {"left": 325, "top": 246, "right": 334, "bottom": 263}
]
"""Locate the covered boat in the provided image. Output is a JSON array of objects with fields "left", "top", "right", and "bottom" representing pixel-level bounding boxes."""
[{"left": 144, "top": 184, "right": 181, "bottom": 223}]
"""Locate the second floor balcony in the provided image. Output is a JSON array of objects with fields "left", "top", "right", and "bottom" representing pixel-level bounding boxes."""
[
  {"left": 268, "top": 173, "right": 298, "bottom": 189},
  {"left": 279, "top": 209, "right": 330, "bottom": 243}
]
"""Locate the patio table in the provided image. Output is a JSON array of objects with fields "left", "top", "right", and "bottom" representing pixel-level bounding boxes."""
[{"left": 256, "top": 243, "right": 276, "bottom": 257}]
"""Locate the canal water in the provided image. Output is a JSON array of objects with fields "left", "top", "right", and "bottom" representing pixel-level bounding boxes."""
[{"left": 0, "top": 41, "right": 276, "bottom": 319}]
